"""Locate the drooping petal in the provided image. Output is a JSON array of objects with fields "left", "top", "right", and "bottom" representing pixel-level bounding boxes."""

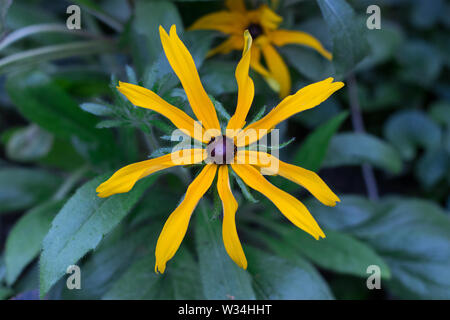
[
  {"left": 236, "top": 77, "right": 344, "bottom": 146},
  {"left": 249, "top": 46, "right": 280, "bottom": 93},
  {"left": 206, "top": 35, "right": 244, "bottom": 58},
  {"left": 231, "top": 164, "right": 325, "bottom": 240},
  {"left": 160, "top": 25, "right": 221, "bottom": 132},
  {"left": 225, "top": 0, "right": 247, "bottom": 12},
  {"left": 217, "top": 165, "right": 247, "bottom": 269},
  {"left": 97, "top": 149, "right": 206, "bottom": 198},
  {"left": 117, "top": 81, "right": 207, "bottom": 143},
  {"left": 268, "top": 29, "right": 332, "bottom": 60},
  {"left": 257, "top": 4, "right": 283, "bottom": 30},
  {"left": 238, "top": 151, "right": 340, "bottom": 206},
  {"left": 155, "top": 164, "right": 218, "bottom": 273},
  {"left": 261, "top": 43, "right": 291, "bottom": 98},
  {"left": 189, "top": 11, "right": 246, "bottom": 35},
  {"left": 227, "top": 30, "right": 254, "bottom": 131}
]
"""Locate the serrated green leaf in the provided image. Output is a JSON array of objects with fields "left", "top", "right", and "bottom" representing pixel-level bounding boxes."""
[
  {"left": 39, "top": 173, "right": 158, "bottom": 298},
  {"left": 196, "top": 204, "right": 256, "bottom": 300},
  {"left": 246, "top": 246, "right": 334, "bottom": 299},
  {"left": 5, "top": 199, "right": 65, "bottom": 285},
  {"left": 316, "top": 0, "right": 369, "bottom": 77}
]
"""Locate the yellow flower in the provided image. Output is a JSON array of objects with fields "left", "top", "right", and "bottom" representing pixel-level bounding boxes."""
[
  {"left": 189, "top": 0, "right": 332, "bottom": 98},
  {"left": 96, "top": 25, "right": 343, "bottom": 274}
]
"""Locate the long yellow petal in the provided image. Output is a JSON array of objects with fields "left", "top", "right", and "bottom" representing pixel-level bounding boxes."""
[
  {"left": 189, "top": 11, "right": 246, "bottom": 35},
  {"left": 225, "top": 0, "right": 246, "bottom": 12},
  {"left": 238, "top": 151, "right": 340, "bottom": 206},
  {"left": 96, "top": 149, "right": 206, "bottom": 198},
  {"left": 160, "top": 25, "right": 221, "bottom": 132},
  {"left": 155, "top": 164, "right": 218, "bottom": 273},
  {"left": 249, "top": 46, "right": 280, "bottom": 93},
  {"left": 257, "top": 4, "right": 283, "bottom": 30},
  {"left": 217, "top": 165, "right": 247, "bottom": 269},
  {"left": 227, "top": 31, "right": 254, "bottom": 131},
  {"left": 261, "top": 43, "right": 291, "bottom": 98},
  {"left": 206, "top": 35, "right": 244, "bottom": 58},
  {"left": 117, "top": 81, "right": 207, "bottom": 143},
  {"left": 236, "top": 77, "right": 344, "bottom": 146},
  {"left": 269, "top": 29, "right": 332, "bottom": 60},
  {"left": 231, "top": 164, "right": 325, "bottom": 239}
]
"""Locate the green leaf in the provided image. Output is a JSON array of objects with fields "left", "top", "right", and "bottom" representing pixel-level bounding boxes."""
[
  {"left": 281, "top": 229, "right": 391, "bottom": 279},
  {"left": 80, "top": 102, "right": 113, "bottom": 117},
  {"left": 384, "top": 110, "right": 442, "bottom": 160},
  {"left": 6, "top": 125, "right": 53, "bottom": 162},
  {"left": 0, "top": 286, "right": 13, "bottom": 300},
  {"left": 131, "top": 0, "right": 183, "bottom": 75},
  {"left": 323, "top": 132, "right": 403, "bottom": 174},
  {"left": 351, "top": 198, "right": 450, "bottom": 299},
  {"left": 200, "top": 60, "right": 237, "bottom": 96},
  {"left": 39, "top": 173, "right": 158, "bottom": 298},
  {"left": 103, "top": 248, "right": 202, "bottom": 299},
  {"left": 293, "top": 111, "right": 348, "bottom": 172},
  {"left": 246, "top": 246, "right": 334, "bottom": 299},
  {"left": 196, "top": 204, "right": 256, "bottom": 300},
  {"left": 5, "top": 199, "right": 65, "bottom": 285},
  {"left": 415, "top": 149, "right": 449, "bottom": 188},
  {"left": 316, "top": 0, "right": 369, "bottom": 77},
  {"left": 6, "top": 71, "right": 106, "bottom": 142},
  {"left": 429, "top": 100, "right": 450, "bottom": 127},
  {"left": 0, "top": 167, "right": 61, "bottom": 214}
]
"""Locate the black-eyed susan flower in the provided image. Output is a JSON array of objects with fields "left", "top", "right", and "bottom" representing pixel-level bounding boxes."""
[
  {"left": 96, "top": 25, "right": 343, "bottom": 273},
  {"left": 189, "top": 0, "right": 332, "bottom": 98}
]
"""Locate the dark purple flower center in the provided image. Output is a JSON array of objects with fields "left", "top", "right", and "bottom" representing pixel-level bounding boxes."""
[
  {"left": 248, "top": 23, "right": 263, "bottom": 39},
  {"left": 206, "top": 136, "right": 237, "bottom": 164}
]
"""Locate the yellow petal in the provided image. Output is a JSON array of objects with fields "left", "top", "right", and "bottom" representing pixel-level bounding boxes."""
[
  {"left": 231, "top": 164, "right": 325, "bottom": 239},
  {"left": 227, "top": 31, "right": 254, "bottom": 131},
  {"left": 206, "top": 35, "right": 244, "bottom": 58},
  {"left": 261, "top": 43, "right": 291, "bottom": 98},
  {"left": 225, "top": 0, "right": 246, "bottom": 12},
  {"left": 117, "top": 81, "right": 207, "bottom": 143},
  {"left": 189, "top": 11, "right": 246, "bottom": 34},
  {"left": 96, "top": 149, "right": 206, "bottom": 198},
  {"left": 239, "top": 151, "right": 340, "bottom": 206},
  {"left": 257, "top": 4, "right": 282, "bottom": 30},
  {"left": 269, "top": 29, "right": 332, "bottom": 60},
  {"left": 155, "top": 164, "right": 218, "bottom": 273},
  {"left": 217, "top": 165, "right": 247, "bottom": 269},
  {"left": 236, "top": 77, "right": 344, "bottom": 146},
  {"left": 249, "top": 46, "right": 280, "bottom": 93},
  {"left": 160, "top": 25, "right": 221, "bottom": 132}
]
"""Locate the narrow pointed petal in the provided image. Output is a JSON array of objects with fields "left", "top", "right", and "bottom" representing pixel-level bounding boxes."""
[
  {"left": 261, "top": 43, "right": 291, "bottom": 98},
  {"left": 117, "top": 81, "right": 207, "bottom": 143},
  {"left": 258, "top": 5, "right": 283, "bottom": 30},
  {"left": 189, "top": 11, "right": 246, "bottom": 34},
  {"left": 269, "top": 29, "right": 332, "bottom": 60},
  {"left": 236, "top": 77, "right": 344, "bottom": 146},
  {"left": 249, "top": 46, "right": 280, "bottom": 93},
  {"left": 96, "top": 149, "right": 206, "bottom": 198},
  {"left": 238, "top": 151, "right": 340, "bottom": 206},
  {"left": 227, "top": 31, "right": 255, "bottom": 131},
  {"left": 206, "top": 35, "right": 244, "bottom": 58},
  {"left": 231, "top": 164, "right": 325, "bottom": 240},
  {"left": 159, "top": 25, "right": 221, "bottom": 131},
  {"left": 217, "top": 165, "right": 247, "bottom": 269},
  {"left": 155, "top": 164, "right": 218, "bottom": 273},
  {"left": 225, "top": 0, "right": 246, "bottom": 12}
]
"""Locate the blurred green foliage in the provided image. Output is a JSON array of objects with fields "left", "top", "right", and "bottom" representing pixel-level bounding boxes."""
[{"left": 0, "top": 0, "right": 449, "bottom": 300}]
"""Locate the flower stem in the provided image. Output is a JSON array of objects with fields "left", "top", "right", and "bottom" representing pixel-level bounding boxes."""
[{"left": 347, "top": 73, "right": 379, "bottom": 201}]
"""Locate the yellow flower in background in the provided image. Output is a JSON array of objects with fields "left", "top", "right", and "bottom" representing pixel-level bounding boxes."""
[
  {"left": 189, "top": 0, "right": 332, "bottom": 98},
  {"left": 96, "top": 25, "right": 343, "bottom": 273}
]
